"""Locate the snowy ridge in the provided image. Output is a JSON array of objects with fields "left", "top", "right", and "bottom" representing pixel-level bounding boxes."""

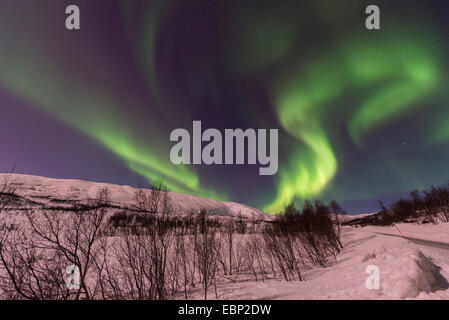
[{"left": 2, "top": 173, "right": 273, "bottom": 220}]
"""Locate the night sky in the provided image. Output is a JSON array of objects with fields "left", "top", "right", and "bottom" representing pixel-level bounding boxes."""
[{"left": 0, "top": 0, "right": 447, "bottom": 214}]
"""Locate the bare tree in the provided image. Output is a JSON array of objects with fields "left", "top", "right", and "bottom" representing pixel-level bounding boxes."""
[
  {"left": 134, "top": 188, "right": 148, "bottom": 212},
  {"left": 224, "top": 219, "right": 235, "bottom": 275},
  {"left": 133, "top": 180, "right": 170, "bottom": 214},
  {"left": 149, "top": 180, "right": 169, "bottom": 214},
  {"left": 329, "top": 200, "right": 345, "bottom": 248},
  {"left": 0, "top": 170, "right": 16, "bottom": 213},
  {"left": 95, "top": 187, "right": 111, "bottom": 207},
  {"left": 0, "top": 226, "right": 70, "bottom": 299},
  {"left": 194, "top": 210, "right": 219, "bottom": 300},
  {"left": 113, "top": 213, "right": 174, "bottom": 300},
  {"left": 0, "top": 188, "right": 110, "bottom": 300}
]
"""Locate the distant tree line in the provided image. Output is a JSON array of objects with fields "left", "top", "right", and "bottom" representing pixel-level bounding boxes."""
[
  {"left": 385, "top": 183, "right": 449, "bottom": 224},
  {"left": 346, "top": 183, "right": 449, "bottom": 227}
]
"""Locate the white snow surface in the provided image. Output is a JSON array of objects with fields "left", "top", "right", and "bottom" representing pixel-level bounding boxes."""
[
  {"left": 186, "top": 223, "right": 449, "bottom": 300},
  {"left": 3, "top": 174, "right": 449, "bottom": 299}
]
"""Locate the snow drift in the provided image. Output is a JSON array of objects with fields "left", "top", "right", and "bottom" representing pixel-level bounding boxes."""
[{"left": 381, "top": 248, "right": 447, "bottom": 299}]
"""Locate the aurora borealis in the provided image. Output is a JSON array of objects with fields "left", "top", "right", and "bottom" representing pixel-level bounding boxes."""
[{"left": 0, "top": 0, "right": 447, "bottom": 214}]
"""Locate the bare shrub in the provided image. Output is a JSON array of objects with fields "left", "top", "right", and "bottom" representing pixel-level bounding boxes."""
[
  {"left": 0, "top": 171, "right": 16, "bottom": 213},
  {"left": 0, "top": 189, "right": 109, "bottom": 300},
  {"left": 111, "top": 212, "right": 174, "bottom": 300},
  {"left": 133, "top": 180, "right": 169, "bottom": 214},
  {"left": 194, "top": 210, "right": 219, "bottom": 300}
]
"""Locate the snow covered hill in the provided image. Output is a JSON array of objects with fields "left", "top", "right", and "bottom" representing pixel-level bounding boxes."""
[
  {"left": 1, "top": 173, "right": 273, "bottom": 221},
  {"left": 2, "top": 174, "right": 449, "bottom": 300}
]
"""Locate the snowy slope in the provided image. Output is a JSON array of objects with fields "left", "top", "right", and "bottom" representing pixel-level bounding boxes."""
[
  {"left": 2, "top": 174, "right": 273, "bottom": 220},
  {"left": 222, "top": 201, "right": 274, "bottom": 221},
  {"left": 364, "top": 223, "right": 449, "bottom": 244},
  {"left": 185, "top": 223, "right": 449, "bottom": 300},
  {"left": 2, "top": 174, "right": 449, "bottom": 299}
]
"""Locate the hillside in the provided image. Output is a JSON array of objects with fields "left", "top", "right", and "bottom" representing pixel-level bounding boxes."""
[{"left": 0, "top": 173, "right": 273, "bottom": 221}]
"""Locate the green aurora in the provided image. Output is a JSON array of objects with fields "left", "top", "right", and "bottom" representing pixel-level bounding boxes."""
[{"left": 0, "top": 1, "right": 447, "bottom": 214}]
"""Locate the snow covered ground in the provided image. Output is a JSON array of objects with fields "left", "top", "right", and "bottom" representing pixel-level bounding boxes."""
[
  {"left": 2, "top": 174, "right": 449, "bottom": 300},
  {"left": 187, "top": 223, "right": 449, "bottom": 300},
  {"left": 365, "top": 223, "right": 449, "bottom": 244}
]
